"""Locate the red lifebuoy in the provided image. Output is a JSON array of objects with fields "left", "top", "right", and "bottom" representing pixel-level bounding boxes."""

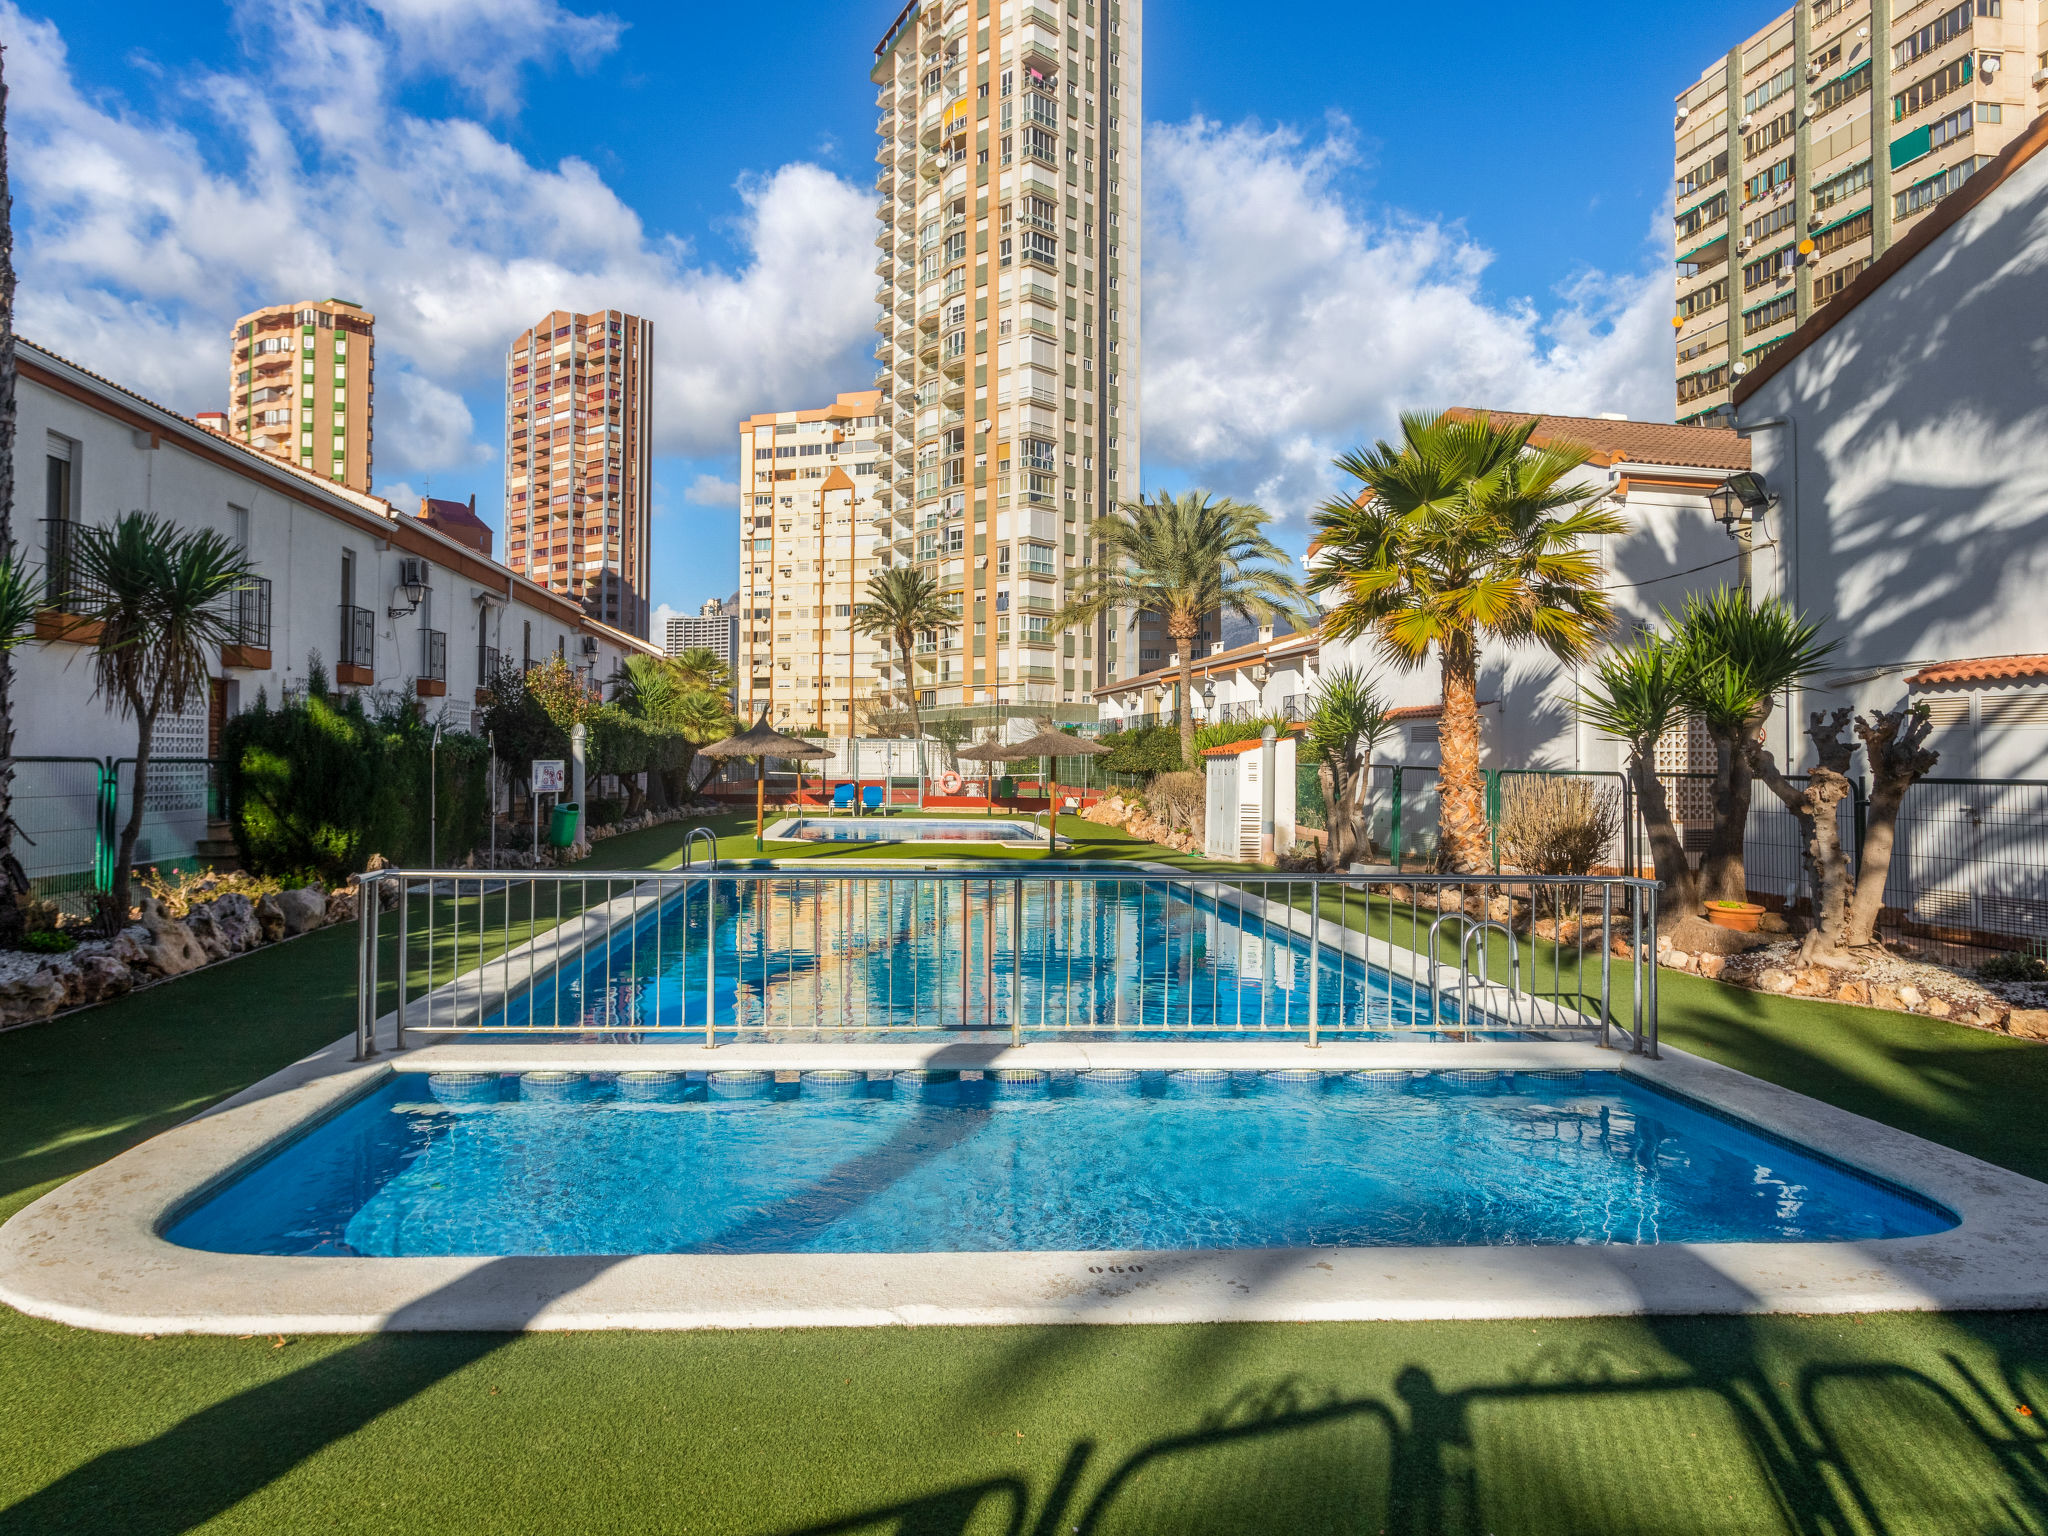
[{"left": 938, "top": 771, "right": 964, "bottom": 795}]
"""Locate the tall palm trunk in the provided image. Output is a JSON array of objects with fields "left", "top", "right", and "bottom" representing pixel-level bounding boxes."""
[
  {"left": 897, "top": 628, "right": 922, "bottom": 740},
  {"left": 1436, "top": 635, "right": 1490, "bottom": 872},
  {"left": 0, "top": 48, "right": 19, "bottom": 939},
  {"left": 1169, "top": 613, "right": 1198, "bottom": 768}
]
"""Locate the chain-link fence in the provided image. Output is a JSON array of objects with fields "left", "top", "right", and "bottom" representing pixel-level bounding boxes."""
[{"left": 5, "top": 755, "right": 224, "bottom": 900}]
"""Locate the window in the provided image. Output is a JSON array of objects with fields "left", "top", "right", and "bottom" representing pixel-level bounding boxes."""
[
  {"left": 1894, "top": 0, "right": 1973, "bottom": 70},
  {"left": 1677, "top": 277, "right": 1729, "bottom": 319},
  {"left": 1742, "top": 65, "right": 1794, "bottom": 116},
  {"left": 1895, "top": 155, "right": 1991, "bottom": 217},
  {"left": 1742, "top": 293, "right": 1797, "bottom": 334},
  {"left": 1742, "top": 202, "right": 1797, "bottom": 245},
  {"left": 1976, "top": 102, "right": 2003, "bottom": 125},
  {"left": 1814, "top": 208, "right": 1872, "bottom": 255},
  {"left": 1675, "top": 192, "right": 1728, "bottom": 242},
  {"left": 1743, "top": 245, "right": 1795, "bottom": 291},
  {"left": 996, "top": 544, "right": 1011, "bottom": 575},
  {"left": 1928, "top": 102, "right": 1976, "bottom": 152},
  {"left": 1743, "top": 155, "right": 1795, "bottom": 201},
  {"left": 1812, "top": 258, "right": 1871, "bottom": 307},
  {"left": 1744, "top": 109, "right": 1796, "bottom": 158},
  {"left": 44, "top": 432, "right": 75, "bottom": 529},
  {"left": 1813, "top": 61, "right": 1872, "bottom": 115},
  {"left": 1893, "top": 54, "right": 1972, "bottom": 121},
  {"left": 1811, "top": 159, "right": 1872, "bottom": 212},
  {"left": 1676, "top": 365, "right": 1730, "bottom": 404}
]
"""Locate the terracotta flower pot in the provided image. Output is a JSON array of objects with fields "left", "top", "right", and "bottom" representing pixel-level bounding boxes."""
[{"left": 1707, "top": 901, "right": 1766, "bottom": 933}]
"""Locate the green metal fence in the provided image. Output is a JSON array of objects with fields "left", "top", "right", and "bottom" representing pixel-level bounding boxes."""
[{"left": 9, "top": 755, "right": 221, "bottom": 898}]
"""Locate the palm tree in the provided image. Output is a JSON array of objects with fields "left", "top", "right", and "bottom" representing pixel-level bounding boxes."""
[
  {"left": 1576, "top": 631, "right": 1699, "bottom": 912},
  {"left": 1309, "top": 412, "right": 1624, "bottom": 873},
  {"left": 1669, "top": 588, "right": 1835, "bottom": 905},
  {"left": 609, "top": 652, "right": 734, "bottom": 803},
  {"left": 1303, "top": 666, "right": 1394, "bottom": 869},
  {"left": 1057, "top": 490, "right": 1306, "bottom": 769},
  {"left": 853, "top": 566, "right": 951, "bottom": 743},
  {"left": 72, "top": 513, "right": 253, "bottom": 917},
  {"left": 667, "top": 646, "right": 734, "bottom": 699}
]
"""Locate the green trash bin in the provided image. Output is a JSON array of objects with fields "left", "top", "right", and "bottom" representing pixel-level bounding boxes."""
[
  {"left": 995, "top": 775, "right": 1016, "bottom": 801},
  {"left": 548, "top": 802, "right": 581, "bottom": 848}
]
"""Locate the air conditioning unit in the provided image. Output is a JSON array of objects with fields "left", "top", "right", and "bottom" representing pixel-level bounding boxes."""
[
  {"left": 397, "top": 556, "right": 430, "bottom": 589},
  {"left": 1740, "top": 113, "right": 1755, "bottom": 128},
  {"left": 1739, "top": 237, "right": 1754, "bottom": 252},
  {"left": 2035, "top": 66, "right": 2048, "bottom": 85},
  {"left": 580, "top": 635, "right": 600, "bottom": 657}
]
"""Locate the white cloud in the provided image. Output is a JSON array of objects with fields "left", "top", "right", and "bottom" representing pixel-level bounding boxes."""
[
  {"left": 682, "top": 473, "right": 739, "bottom": 507},
  {"left": 650, "top": 602, "right": 681, "bottom": 643},
  {"left": 1141, "top": 117, "right": 1673, "bottom": 528},
  {"left": 2, "top": 0, "right": 878, "bottom": 484}
]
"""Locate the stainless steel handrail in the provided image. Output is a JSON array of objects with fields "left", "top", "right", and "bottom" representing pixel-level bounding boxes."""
[
  {"left": 681, "top": 826, "right": 717, "bottom": 870},
  {"left": 352, "top": 868, "right": 1660, "bottom": 1059}
]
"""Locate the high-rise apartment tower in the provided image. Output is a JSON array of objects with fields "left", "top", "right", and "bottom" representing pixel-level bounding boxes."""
[
  {"left": 1672, "top": 0, "right": 2041, "bottom": 425},
  {"left": 736, "top": 394, "right": 889, "bottom": 731},
  {"left": 504, "top": 310, "right": 654, "bottom": 637},
  {"left": 227, "top": 300, "right": 375, "bottom": 491},
  {"left": 869, "top": 0, "right": 1141, "bottom": 725}
]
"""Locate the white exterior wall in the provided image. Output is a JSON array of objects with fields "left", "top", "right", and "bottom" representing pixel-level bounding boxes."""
[
  {"left": 16, "top": 343, "right": 655, "bottom": 766},
  {"left": 1735, "top": 140, "right": 2048, "bottom": 777}
]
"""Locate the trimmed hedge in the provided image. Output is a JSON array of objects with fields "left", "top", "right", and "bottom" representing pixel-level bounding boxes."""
[{"left": 222, "top": 685, "right": 491, "bottom": 881}]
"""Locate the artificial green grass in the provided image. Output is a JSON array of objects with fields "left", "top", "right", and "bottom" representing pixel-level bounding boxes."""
[{"left": 7, "top": 816, "right": 2048, "bottom": 1532}]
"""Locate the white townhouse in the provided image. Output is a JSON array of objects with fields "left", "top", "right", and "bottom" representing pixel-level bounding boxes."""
[
  {"left": 12, "top": 340, "right": 660, "bottom": 885},
  {"left": 1733, "top": 109, "right": 2048, "bottom": 782}
]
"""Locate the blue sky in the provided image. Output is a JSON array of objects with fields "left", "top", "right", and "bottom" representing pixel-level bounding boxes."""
[{"left": 11, "top": 0, "right": 1783, "bottom": 627}]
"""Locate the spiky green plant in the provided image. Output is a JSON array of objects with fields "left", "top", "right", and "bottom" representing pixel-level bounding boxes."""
[{"left": 1303, "top": 667, "right": 1394, "bottom": 869}]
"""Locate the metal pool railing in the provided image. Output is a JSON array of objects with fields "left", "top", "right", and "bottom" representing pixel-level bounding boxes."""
[{"left": 354, "top": 869, "right": 1660, "bottom": 1059}]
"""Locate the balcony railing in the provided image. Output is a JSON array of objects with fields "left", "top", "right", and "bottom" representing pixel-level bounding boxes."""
[
  {"left": 226, "top": 574, "right": 272, "bottom": 648},
  {"left": 478, "top": 645, "right": 501, "bottom": 688},
  {"left": 39, "top": 519, "right": 105, "bottom": 613},
  {"left": 421, "top": 628, "right": 447, "bottom": 683},
  {"left": 339, "top": 604, "right": 375, "bottom": 672}
]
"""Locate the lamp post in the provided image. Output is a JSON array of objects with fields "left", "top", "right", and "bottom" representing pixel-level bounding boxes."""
[
  {"left": 1709, "top": 471, "right": 1773, "bottom": 589},
  {"left": 429, "top": 719, "right": 442, "bottom": 868}
]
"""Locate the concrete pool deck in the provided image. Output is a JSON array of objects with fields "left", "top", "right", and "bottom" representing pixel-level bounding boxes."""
[{"left": 6, "top": 1032, "right": 2048, "bottom": 1335}]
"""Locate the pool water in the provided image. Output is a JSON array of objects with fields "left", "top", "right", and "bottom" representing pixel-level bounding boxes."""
[
  {"left": 489, "top": 876, "right": 1526, "bottom": 1039},
  {"left": 166, "top": 1070, "right": 1951, "bottom": 1256},
  {"left": 781, "top": 818, "right": 1041, "bottom": 843}
]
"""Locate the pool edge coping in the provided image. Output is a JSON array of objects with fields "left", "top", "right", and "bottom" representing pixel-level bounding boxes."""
[{"left": 6, "top": 1035, "right": 2048, "bottom": 1333}]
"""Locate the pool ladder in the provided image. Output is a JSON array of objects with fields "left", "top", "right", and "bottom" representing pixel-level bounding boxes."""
[
  {"left": 1032, "top": 809, "right": 1060, "bottom": 852},
  {"left": 682, "top": 826, "right": 718, "bottom": 870},
  {"left": 1425, "top": 914, "right": 1524, "bottom": 1033}
]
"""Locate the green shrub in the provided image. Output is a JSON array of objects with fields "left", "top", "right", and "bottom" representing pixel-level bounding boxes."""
[
  {"left": 20, "top": 929, "right": 77, "bottom": 955},
  {"left": 1098, "top": 724, "right": 1183, "bottom": 776},
  {"left": 222, "top": 673, "right": 491, "bottom": 880},
  {"left": 587, "top": 796, "right": 626, "bottom": 828},
  {"left": 1979, "top": 951, "right": 2048, "bottom": 985},
  {"left": 1191, "top": 716, "right": 1292, "bottom": 755}
]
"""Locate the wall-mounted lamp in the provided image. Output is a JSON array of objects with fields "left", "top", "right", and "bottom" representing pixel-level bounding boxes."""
[{"left": 1708, "top": 471, "right": 1773, "bottom": 537}]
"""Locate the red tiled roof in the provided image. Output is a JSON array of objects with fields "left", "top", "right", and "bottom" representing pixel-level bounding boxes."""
[
  {"left": 1445, "top": 410, "right": 1751, "bottom": 472},
  {"left": 1907, "top": 655, "right": 2048, "bottom": 688},
  {"left": 1735, "top": 108, "right": 2048, "bottom": 406},
  {"left": 1199, "top": 727, "right": 1305, "bottom": 757}
]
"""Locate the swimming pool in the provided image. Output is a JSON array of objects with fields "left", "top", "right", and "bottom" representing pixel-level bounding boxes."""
[
  {"left": 472, "top": 874, "right": 1540, "bottom": 1041},
  {"left": 768, "top": 817, "right": 1043, "bottom": 843},
  {"left": 166, "top": 1068, "right": 1951, "bottom": 1257}
]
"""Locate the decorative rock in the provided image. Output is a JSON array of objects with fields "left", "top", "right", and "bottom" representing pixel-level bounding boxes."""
[
  {"left": 193, "top": 895, "right": 262, "bottom": 954},
  {"left": 1758, "top": 912, "right": 1791, "bottom": 934},
  {"left": 1870, "top": 984, "right": 1904, "bottom": 1012},
  {"left": 1660, "top": 950, "right": 1693, "bottom": 971},
  {"left": 2007, "top": 1009, "right": 2048, "bottom": 1040},
  {"left": 107, "top": 926, "right": 152, "bottom": 968},
  {"left": 254, "top": 895, "right": 286, "bottom": 944},
  {"left": 1666, "top": 915, "right": 1770, "bottom": 956},
  {"left": 137, "top": 896, "right": 207, "bottom": 977},
  {"left": 50, "top": 953, "right": 135, "bottom": 1007},
  {"left": 1898, "top": 984, "right": 1925, "bottom": 1009},
  {"left": 325, "top": 887, "right": 359, "bottom": 925},
  {"left": 179, "top": 908, "right": 232, "bottom": 963},
  {"left": 1977, "top": 1003, "right": 2009, "bottom": 1029},
  {"left": 1924, "top": 997, "right": 1951, "bottom": 1018},
  {"left": 1696, "top": 953, "right": 1726, "bottom": 980},
  {"left": 0, "top": 966, "right": 66, "bottom": 1024},
  {"left": 271, "top": 884, "right": 329, "bottom": 936},
  {"left": 1759, "top": 968, "right": 1795, "bottom": 994},
  {"left": 1792, "top": 965, "right": 1837, "bottom": 997},
  {"left": 1834, "top": 979, "right": 1871, "bottom": 1005}
]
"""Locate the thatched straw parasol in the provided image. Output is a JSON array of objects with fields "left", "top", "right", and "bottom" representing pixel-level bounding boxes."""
[
  {"left": 699, "top": 713, "right": 834, "bottom": 850},
  {"left": 1003, "top": 723, "right": 1106, "bottom": 826},
  {"left": 954, "top": 736, "right": 1013, "bottom": 816}
]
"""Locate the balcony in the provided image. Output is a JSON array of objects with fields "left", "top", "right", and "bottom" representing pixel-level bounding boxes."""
[
  {"left": 416, "top": 628, "right": 447, "bottom": 697},
  {"left": 31, "top": 517, "right": 112, "bottom": 645},
  {"left": 476, "top": 645, "right": 501, "bottom": 704},
  {"left": 338, "top": 604, "right": 375, "bottom": 686},
  {"left": 221, "top": 574, "right": 273, "bottom": 670}
]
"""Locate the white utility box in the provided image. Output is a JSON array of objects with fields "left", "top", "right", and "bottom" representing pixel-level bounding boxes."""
[{"left": 1202, "top": 734, "right": 1296, "bottom": 863}]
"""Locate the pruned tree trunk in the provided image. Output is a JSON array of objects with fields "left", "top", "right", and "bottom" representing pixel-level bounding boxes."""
[
  {"left": 1845, "top": 703, "right": 1939, "bottom": 948},
  {"left": 1698, "top": 716, "right": 1764, "bottom": 905},
  {"left": 1749, "top": 708, "right": 1859, "bottom": 965},
  {"left": 113, "top": 714, "right": 157, "bottom": 919},
  {"left": 1625, "top": 746, "right": 1699, "bottom": 914},
  {"left": 1436, "top": 634, "right": 1490, "bottom": 872}
]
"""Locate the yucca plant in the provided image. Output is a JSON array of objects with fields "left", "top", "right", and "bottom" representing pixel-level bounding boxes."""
[
  {"left": 1303, "top": 666, "right": 1393, "bottom": 869},
  {"left": 1671, "top": 589, "right": 1836, "bottom": 905},
  {"left": 71, "top": 513, "right": 253, "bottom": 917},
  {"left": 1575, "top": 631, "right": 1699, "bottom": 910},
  {"left": 1311, "top": 412, "right": 1625, "bottom": 873}
]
